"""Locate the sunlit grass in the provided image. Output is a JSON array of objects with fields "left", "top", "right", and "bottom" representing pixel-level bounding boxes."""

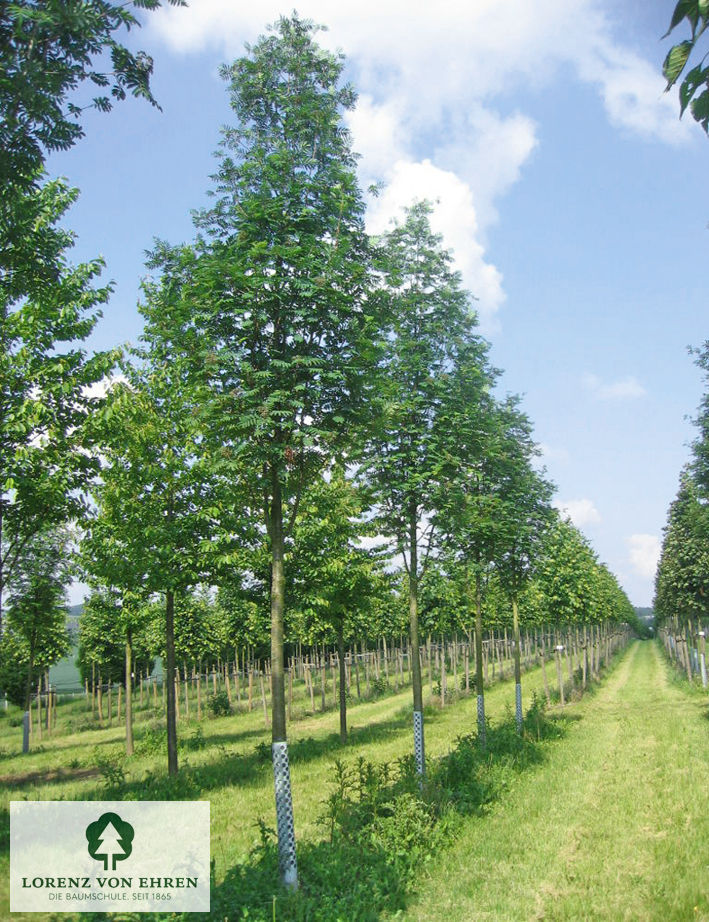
[{"left": 400, "top": 641, "right": 709, "bottom": 922}]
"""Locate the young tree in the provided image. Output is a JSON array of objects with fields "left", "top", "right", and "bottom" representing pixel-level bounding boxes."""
[
  {"left": 169, "top": 16, "right": 377, "bottom": 887},
  {"left": 491, "top": 399, "right": 554, "bottom": 732},
  {"left": 0, "top": 527, "right": 71, "bottom": 751},
  {"left": 82, "top": 317, "right": 218, "bottom": 774},
  {"left": 290, "top": 467, "right": 385, "bottom": 742},
  {"left": 77, "top": 589, "right": 155, "bottom": 752},
  {"left": 654, "top": 472, "right": 709, "bottom": 626},
  {"left": 434, "top": 352, "right": 506, "bottom": 746},
  {"left": 361, "top": 200, "right": 492, "bottom": 775}
]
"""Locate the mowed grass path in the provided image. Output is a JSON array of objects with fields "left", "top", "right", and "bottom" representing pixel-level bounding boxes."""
[
  {"left": 0, "top": 658, "right": 553, "bottom": 921},
  {"left": 399, "top": 641, "right": 709, "bottom": 922}
]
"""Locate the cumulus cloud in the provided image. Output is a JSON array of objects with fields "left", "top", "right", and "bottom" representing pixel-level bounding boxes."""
[
  {"left": 583, "top": 373, "right": 647, "bottom": 400},
  {"left": 553, "top": 497, "right": 602, "bottom": 527},
  {"left": 627, "top": 533, "right": 661, "bottom": 580},
  {"left": 365, "top": 159, "right": 506, "bottom": 327},
  {"left": 148, "top": 0, "right": 693, "bottom": 331}
]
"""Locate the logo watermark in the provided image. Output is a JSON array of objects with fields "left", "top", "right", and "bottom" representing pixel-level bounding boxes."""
[{"left": 10, "top": 801, "right": 210, "bottom": 912}]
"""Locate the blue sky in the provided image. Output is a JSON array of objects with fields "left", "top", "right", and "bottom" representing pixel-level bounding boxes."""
[{"left": 51, "top": 0, "right": 708, "bottom": 607}]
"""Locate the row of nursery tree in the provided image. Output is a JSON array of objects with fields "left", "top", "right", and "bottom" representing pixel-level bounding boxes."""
[
  {"left": 655, "top": 343, "right": 709, "bottom": 686},
  {"left": 0, "top": 11, "right": 639, "bottom": 889}
]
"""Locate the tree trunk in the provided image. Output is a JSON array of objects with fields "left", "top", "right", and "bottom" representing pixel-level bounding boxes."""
[
  {"left": 555, "top": 634, "right": 565, "bottom": 707},
  {"left": 269, "top": 466, "right": 297, "bottom": 889},
  {"left": 337, "top": 621, "right": 347, "bottom": 743},
  {"left": 540, "top": 635, "right": 551, "bottom": 705},
  {"left": 408, "top": 502, "right": 425, "bottom": 779},
  {"left": 125, "top": 628, "right": 134, "bottom": 756},
  {"left": 512, "top": 598, "right": 522, "bottom": 734},
  {"left": 23, "top": 646, "right": 34, "bottom": 752},
  {"left": 472, "top": 571, "right": 486, "bottom": 746},
  {"left": 165, "top": 589, "right": 178, "bottom": 775}
]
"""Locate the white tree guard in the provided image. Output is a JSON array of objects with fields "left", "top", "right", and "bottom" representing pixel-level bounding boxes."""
[
  {"left": 515, "top": 683, "right": 523, "bottom": 733},
  {"left": 701, "top": 653, "right": 707, "bottom": 689},
  {"left": 272, "top": 741, "right": 298, "bottom": 889},
  {"left": 413, "top": 709, "right": 425, "bottom": 778},
  {"left": 476, "top": 694, "right": 486, "bottom": 745}
]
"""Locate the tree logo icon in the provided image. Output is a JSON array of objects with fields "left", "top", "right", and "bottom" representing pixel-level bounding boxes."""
[{"left": 86, "top": 812, "right": 134, "bottom": 871}]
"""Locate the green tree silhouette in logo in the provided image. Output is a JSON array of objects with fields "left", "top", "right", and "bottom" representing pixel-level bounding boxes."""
[{"left": 86, "top": 812, "right": 134, "bottom": 871}]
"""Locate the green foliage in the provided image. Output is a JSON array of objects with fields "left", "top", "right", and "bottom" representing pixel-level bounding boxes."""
[
  {"left": 663, "top": 0, "right": 709, "bottom": 132},
  {"left": 655, "top": 344, "right": 709, "bottom": 629},
  {"left": 369, "top": 675, "right": 388, "bottom": 698},
  {"left": 362, "top": 200, "right": 491, "bottom": 567},
  {"left": 135, "top": 724, "right": 167, "bottom": 756},
  {"left": 0, "top": 179, "right": 115, "bottom": 620},
  {"left": 0, "top": 630, "right": 40, "bottom": 708},
  {"left": 289, "top": 467, "right": 390, "bottom": 645},
  {"left": 93, "top": 746, "right": 127, "bottom": 792},
  {"left": 164, "top": 700, "right": 565, "bottom": 922},
  {"left": 690, "top": 341, "right": 709, "bottom": 493},
  {"left": 180, "top": 12, "right": 377, "bottom": 495}
]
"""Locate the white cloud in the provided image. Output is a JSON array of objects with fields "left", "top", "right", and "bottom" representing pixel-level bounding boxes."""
[
  {"left": 148, "top": 0, "right": 694, "bottom": 332},
  {"left": 365, "top": 159, "right": 506, "bottom": 329},
  {"left": 583, "top": 373, "right": 646, "bottom": 400},
  {"left": 553, "top": 497, "right": 601, "bottom": 527},
  {"left": 627, "top": 533, "right": 661, "bottom": 580}
]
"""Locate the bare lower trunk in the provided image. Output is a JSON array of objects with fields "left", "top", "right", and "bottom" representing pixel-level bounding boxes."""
[
  {"left": 165, "top": 589, "right": 178, "bottom": 775},
  {"left": 337, "top": 622, "right": 347, "bottom": 743},
  {"left": 125, "top": 628, "right": 134, "bottom": 757},
  {"left": 512, "top": 598, "right": 522, "bottom": 734},
  {"left": 473, "top": 570, "right": 485, "bottom": 746},
  {"left": 409, "top": 503, "right": 425, "bottom": 779},
  {"left": 269, "top": 466, "right": 297, "bottom": 889}
]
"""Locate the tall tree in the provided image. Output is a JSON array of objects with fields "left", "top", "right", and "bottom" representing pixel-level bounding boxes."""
[
  {"left": 436, "top": 387, "right": 514, "bottom": 746},
  {"left": 654, "top": 472, "right": 709, "bottom": 626},
  {"left": 158, "top": 15, "right": 376, "bottom": 887},
  {"left": 361, "top": 200, "right": 492, "bottom": 775},
  {"left": 690, "top": 341, "right": 709, "bottom": 494},
  {"left": 1, "top": 0, "right": 184, "bottom": 630}
]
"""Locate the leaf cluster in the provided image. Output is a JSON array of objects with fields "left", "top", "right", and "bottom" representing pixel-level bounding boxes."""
[
  {"left": 0, "top": 0, "right": 185, "bottom": 188},
  {"left": 662, "top": 0, "right": 709, "bottom": 132}
]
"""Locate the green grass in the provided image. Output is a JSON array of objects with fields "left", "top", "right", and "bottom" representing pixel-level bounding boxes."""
[
  {"left": 0, "top": 656, "right": 555, "bottom": 921},
  {"left": 6, "top": 643, "right": 698, "bottom": 921},
  {"left": 398, "top": 640, "right": 709, "bottom": 922}
]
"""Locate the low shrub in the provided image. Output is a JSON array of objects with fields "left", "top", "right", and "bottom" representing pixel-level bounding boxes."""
[{"left": 208, "top": 690, "right": 232, "bottom": 717}]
